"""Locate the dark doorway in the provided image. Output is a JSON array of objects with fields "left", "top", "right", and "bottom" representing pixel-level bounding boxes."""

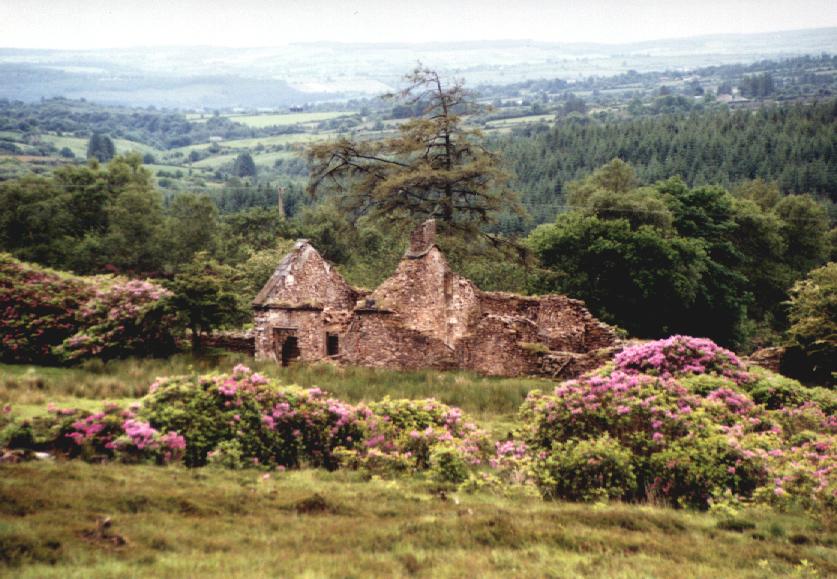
[
  {"left": 281, "top": 336, "right": 300, "bottom": 367},
  {"left": 326, "top": 333, "right": 339, "bottom": 356}
]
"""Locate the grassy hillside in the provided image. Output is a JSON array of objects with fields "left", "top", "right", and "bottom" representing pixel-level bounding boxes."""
[{"left": 1, "top": 461, "right": 832, "bottom": 577}]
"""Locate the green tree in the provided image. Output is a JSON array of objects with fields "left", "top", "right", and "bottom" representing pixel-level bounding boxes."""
[
  {"left": 656, "top": 178, "right": 750, "bottom": 345},
  {"left": 527, "top": 214, "right": 708, "bottom": 338},
  {"left": 566, "top": 158, "right": 640, "bottom": 206},
  {"left": 233, "top": 152, "right": 257, "bottom": 178},
  {"left": 774, "top": 195, "right": 830, "bottom": 275},
  {"left": 99, "top": 155, "right": 165, "bottom": 273},
  {"left": 86, "top": 133, "right": 115, "bottom": 162},
  {"left": 786, "top": 262, "right": 837, "bottom": 385},
  {"left": 166, "top": 253, "right": 243, "bottom": 352},
  {"left": 307, "top": 66, "right": 523, "bottom": 240},
  {"left": 164, "top": 193, "right": 220, "bottom": 269},
  {"left": 733, "top": 178, "right": 781, "bottom": 211}
]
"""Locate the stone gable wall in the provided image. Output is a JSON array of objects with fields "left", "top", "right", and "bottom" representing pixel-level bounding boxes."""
[
  {"left": 256, "top": 241, "right": 358, "bottom": 310},
  {"left": 370, "top": 247, "right": 480, "bottom": 347}
]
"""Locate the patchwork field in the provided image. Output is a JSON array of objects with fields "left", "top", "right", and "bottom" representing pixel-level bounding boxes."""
[
  {"left": 231, "top": 111, "right": 355, "bottom": 128},
  {"left": 185, "top": 111, "right": 353, "bottom": 127}
]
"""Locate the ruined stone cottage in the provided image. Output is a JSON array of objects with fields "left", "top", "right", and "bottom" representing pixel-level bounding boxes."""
[{"left": 253, "top": 220, "right": 618, "bottom": 378}]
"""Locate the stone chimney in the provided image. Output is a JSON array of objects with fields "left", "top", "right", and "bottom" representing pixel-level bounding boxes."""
[{"left": 407, "top": 219, "right": 437, "bottom": 256}]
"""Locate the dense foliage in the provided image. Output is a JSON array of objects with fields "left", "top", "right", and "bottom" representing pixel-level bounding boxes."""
[
  {"left": 786, "top": 262, "right": 837, "bottom": 383},
  {"left": 527, "top": 161, "right": 833, "bottom": 348},
  {"left": 0, "top": 254, "right": 175, "bottom": 363},
  {"left": 498, "top": 99, "right": 837, "bottom": 227},
  {"left": 1, "top": 364, "right": 489, "bottom": 485},
  {"left": 2, "top": 339, "right": 834, "bottom": 515}
]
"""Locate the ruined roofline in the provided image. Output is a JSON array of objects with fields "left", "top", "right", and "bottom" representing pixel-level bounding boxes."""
[{"left": 252, "top": 239, "right": 312, "bottom": 306}]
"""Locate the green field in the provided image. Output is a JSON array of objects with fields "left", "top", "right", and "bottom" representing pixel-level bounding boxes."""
[
  {"left": 185, "top": 111, "right": 353, "bottom": 127},
  {"left": 485, "top": 114, "right": 556, "bottom": 128},
  {"left": 169, "top": 132, "right": 326, "bottom": 157},
  {"left": 232, "top": 111, "right": 354, "bottom": 128},
  {"left": 35, "top": 135, "right": 162, "bottom": 157},
  {"left": 191, "top": 149, "right": 299, "bottom": 169}
]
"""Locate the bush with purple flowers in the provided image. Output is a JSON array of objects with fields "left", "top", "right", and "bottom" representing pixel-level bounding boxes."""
[
  {"left": 510, "top": 336, "right": 836, "bottom": 512},
  {"left": 140, "top": 365, "right": 489, "bottom": 474},
  {"left": 614, "top": 335, "right": 749, "bottom": 384},
  {"left": 0, "top": 253, "right": 175, "bottom": 364}
]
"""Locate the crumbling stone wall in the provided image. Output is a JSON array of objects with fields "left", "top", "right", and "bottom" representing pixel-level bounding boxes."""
[
  {"left": 341, "top": 311, "right": 457, "bottom": 370},
  {"left": 456, "top": 314, "right": 542, "bottom": 376},
  {"left": 370, "top": 246, "right": 480, "bottom": 347},
  {"left": 253, "top": 220, "right": 618, "bottom": 377},
  {"left": 535, "top": 295, "right": 617, "bottom": 352}
]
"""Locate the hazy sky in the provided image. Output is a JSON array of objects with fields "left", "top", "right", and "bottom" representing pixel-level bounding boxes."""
[{"left": 1, "top": 0, "right": 836, "bottom": 48}]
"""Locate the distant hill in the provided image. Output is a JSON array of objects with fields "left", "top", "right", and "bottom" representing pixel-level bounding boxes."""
[{"left": 0, "top": 27, "right": 835, "bottom": 108}]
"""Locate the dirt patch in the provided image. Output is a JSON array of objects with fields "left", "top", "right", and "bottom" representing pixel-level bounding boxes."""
[
  {"left": 293, "top": 493, "right": 342, "bottom": 515},
  {"left": 79, "top": 517, "right": 127, "bottom": 549}
]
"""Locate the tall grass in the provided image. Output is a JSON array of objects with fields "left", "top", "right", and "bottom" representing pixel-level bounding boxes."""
[
  {"left": 0, "top": 354, "right": 549, "bottom": 417},
  {"left": 1, "top": 461, "right": 834, "bottom": 577}
]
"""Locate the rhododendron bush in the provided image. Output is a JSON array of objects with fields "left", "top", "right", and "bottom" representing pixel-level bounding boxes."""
[
  {"left": 0, "top": 253, "right": 175, "bottom": 363},
  {"left": 1, "top": 365, "right": 489, "bottom": 479},
  {"left": 1, "top": 336, "right": 833, "bottom": 514},
  {"left": 1, "top": 402, "right": 185, "bottom": 464},
  {"left": 506, "top": 336, "right": 836, "bottom": 512}
]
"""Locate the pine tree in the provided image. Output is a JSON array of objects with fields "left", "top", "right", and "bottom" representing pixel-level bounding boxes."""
[{"left": 307, "top": 66, "right": 523, "bottom": 239}]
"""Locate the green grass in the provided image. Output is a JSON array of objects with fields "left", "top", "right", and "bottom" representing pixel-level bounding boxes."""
[
  {"left": 190, "top": 149, "right": 298, "bottom": 169},
  {"left": 2, "top": 357, "right": 835, "bottom": 577},
  {"left": 0, "top": 356, "right": 544, "bottom": 423},
  {"left": 485, "top": 114, "right": 556, "bottom": 128},
  {"left": 231, "top": 111, "right": 354, "bottom": 128},
  {"left": 1, "top": 461, "right": 833, "bottom": 577},
  {"left": 171, "top": 132, "right": 328, "bottom": 156},
  {"left": 35, "top": 135, "right": 162, "bottom": 157}
]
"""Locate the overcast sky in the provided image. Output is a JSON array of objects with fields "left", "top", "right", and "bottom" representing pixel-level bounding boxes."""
[{"left": 1, "top": 0, "right": 836, "bottom": 49}]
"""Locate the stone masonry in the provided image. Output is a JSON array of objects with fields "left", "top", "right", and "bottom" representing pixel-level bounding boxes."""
[{"left": 254, "top": 220, "right": 618, "bottom": 378}]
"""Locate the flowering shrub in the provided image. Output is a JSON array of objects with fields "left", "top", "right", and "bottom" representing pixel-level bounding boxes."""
[
  {"left": 336, "top": 397, "right": 490, "bottom": 478},
  {"left": 0, "top": 254, "right": 92, "bottom": 363},
  {"left": 533, "top": 435, "right": 637, "bottom": 502},
  {"left": 2, "top": 365, "right": 488, "bottom": 481},
  {"left": 514, "top": 336, "right": 836, "bottom": 512},
  {"left": 139, "top": 365, "right": 368, "bottom": 469},
  {"left": 0, "top": 254, "right": 175, "bottom": 364},
  {"left": 54, "top": 279, "right": 176, "bottom": 362},
  {"left": 140, "top": 365, "right": 489, "bottom": 474},
  {"left": 753, "top": 435, "right": 837, "bottom": 513},
  {"left": 0, "top": 402, "right": 185, "bottom": 464},
  {"left": 614, "top": 335, "right": 749, "bottom": 384}
]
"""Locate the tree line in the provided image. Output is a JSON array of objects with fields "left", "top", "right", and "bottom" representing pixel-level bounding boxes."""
[{"left": 495, "top": 99, "right": 836, "bottom": 229}]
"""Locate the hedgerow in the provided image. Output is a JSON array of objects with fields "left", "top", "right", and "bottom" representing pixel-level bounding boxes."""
[{"left": 0, "top": 365, "right": 490, "bottom": 479}]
